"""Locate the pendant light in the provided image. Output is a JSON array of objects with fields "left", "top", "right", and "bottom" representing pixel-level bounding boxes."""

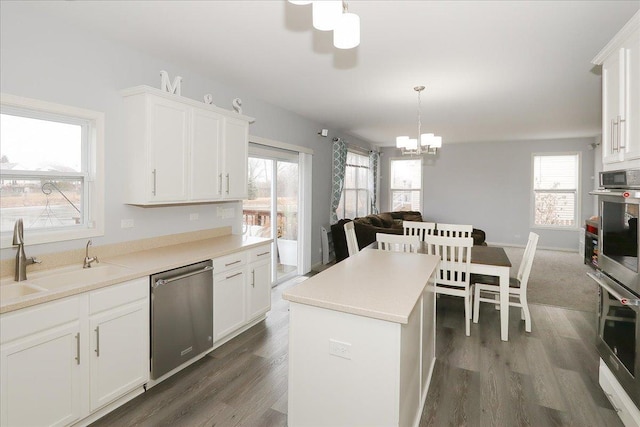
[
  {"left": 395, "top": 86, "right": 443, "bottom": 156},
  {"left": 333, "top": 2, "right": 360, "bottom": 49},
  {"left": 312, "top": 1, "right": 342, "bottom": 31}
]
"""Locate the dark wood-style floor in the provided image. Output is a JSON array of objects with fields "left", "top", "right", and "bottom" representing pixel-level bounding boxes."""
[{"left": 92, "top": 277, "right": 622, "bottom": 427}]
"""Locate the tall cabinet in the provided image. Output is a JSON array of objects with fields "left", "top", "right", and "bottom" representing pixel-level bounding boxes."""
[
  {"left": 121, "top": 86, "right": 253, "bottom": 205},
  {"left": 593, "top": 12, "right": 640, "bottom": 170}
]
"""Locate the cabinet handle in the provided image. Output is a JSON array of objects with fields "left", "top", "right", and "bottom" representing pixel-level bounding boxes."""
[
  {"left": 610, "top": 119, "right": 616, "bottom": 153},
  {"left": 218, "top": 173, "right": 222, "bottom": 195},
  {"left": 225, "top": 260, "right": 241, "bottom": 267},
  {"left": 605, "top": 392, "right": 622, "bottom": 413},
  {"left": 152, "top": 169, "right": 157, "bottom": 196},
  {"left": 257, "top": 251, "right": 270, "bottom": 257},
  {"left": 226, "top": 173, "right": 230, "bottom": 194},
  {"left": 95, "top": 326, "right": 100, "bottom": 357},
  {"left": 252, "top": 270, "right": 255, "bottom": 287},
  {"left": 75, "top": 333, "right": 81, "bottom": 365},
  {"left": 226, "top": 272, "right": 242, "bottom": 280},
  {"left": 619, "top": 115, "right": 625, "bottom": 149}
]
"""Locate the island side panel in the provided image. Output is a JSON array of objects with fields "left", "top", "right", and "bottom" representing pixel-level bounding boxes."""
[
  {"left": 399, "top": 299, "right": 421, "bottom": 427},
  {"left": 421, "top": 275, "right": 436, "bottom": 403},
  {"left": 287, "top": 302, "right": 402, "bottom": 427}
]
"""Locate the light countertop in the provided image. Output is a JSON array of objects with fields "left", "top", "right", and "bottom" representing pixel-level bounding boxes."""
[
  {"left": 283, "top": 248, "right": 440, "bottom": 324},
  {"left": 0, "top": 234, "right": 271, "bottom": 314}
]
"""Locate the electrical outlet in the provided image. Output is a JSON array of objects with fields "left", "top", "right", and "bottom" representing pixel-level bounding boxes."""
[
  {"left": 121, "top": 219, "right": 134, "bottom": 228},
  {"left": 329, "top": 339, "right": 351, "bottom": 360},
  {"left": 189, "top": 213, "right": 199, "bottom": 221}
]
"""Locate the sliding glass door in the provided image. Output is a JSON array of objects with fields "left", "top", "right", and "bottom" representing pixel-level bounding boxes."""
[{"left": 243, "top": 149, "right": 299, "bottom": 284}]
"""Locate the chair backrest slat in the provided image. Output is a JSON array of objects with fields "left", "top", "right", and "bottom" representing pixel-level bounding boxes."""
[
  {"left": 435, "top": 223, "right": 473, "bottom": 238},
  {"left": 423, "top": 235, "right": 473, "bottom": 288},
  {"left": 376, "top": 233, "right": 421, "bottom": 253},
  {"left": 517, "top": 232, "right": 539, "bottom": 291},
  {"left": 344, "top": 221, "right": 359, "bottom": 256},
  {"left": 403, "top": 221, "right": 436, "bottom": 241}
]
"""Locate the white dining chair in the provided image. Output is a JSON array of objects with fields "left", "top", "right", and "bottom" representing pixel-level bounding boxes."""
[
  {"left": 472, "top": 232, "right": 539, "bottom": 332},
  {"left": 344, "top": 221, "right": 360, "bottom": 257},
  {"left": 435, "top": 223, "right": 473, "bottom": 238},
  {"left": 423, "top": 235, "right": 474, "bottom": 336},
  {"left": 403, "top": 221, "right": 436, "bottom": 241},
  {"left": 376, "top": 233, "right": 421, "bottom": 253}
]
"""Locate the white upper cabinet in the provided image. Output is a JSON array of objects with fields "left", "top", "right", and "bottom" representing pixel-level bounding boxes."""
[
  {"left": 122, "top": 86, "right": 253, "bottom": 205},
  {"left": 593, "top": 13, "right": 640, "bottom": 170}
]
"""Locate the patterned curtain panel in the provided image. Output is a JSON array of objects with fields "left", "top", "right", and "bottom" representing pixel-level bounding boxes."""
[
  {"left": 369, "top": 150, "right": 380, "bottom": 214},
  {"left": 330, "top": 138, "right": 348, "bottom": 224}
]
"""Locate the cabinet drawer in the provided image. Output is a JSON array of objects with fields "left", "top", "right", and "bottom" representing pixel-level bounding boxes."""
[
  {"left": 249, "top": 245, "right": 271, "bottom": 263},
  {"left": 89, "top": 278, "right": 148, "bottom": 315},
  {"left": 0, "top": 296, "right": 82, "bottom": 344},
  {"left": 212, "top": 252, "right": 247, "bottom": 273},
  {"left": 599, "top": 360, "right": 640, "bottom": 427}
]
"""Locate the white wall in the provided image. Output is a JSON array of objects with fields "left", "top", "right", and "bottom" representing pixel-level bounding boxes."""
[
  {"left": 0, "top": 3, "right": 369, "bottom": 266},
  {"left": 379, "top": 137, "right": 598, "bottom": 251}
]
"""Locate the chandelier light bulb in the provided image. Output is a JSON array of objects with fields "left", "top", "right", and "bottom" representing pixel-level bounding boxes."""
[
  {"left": 420, "top": 133, "right": 434, "bottom": 146},
  {"left": 407, "top": 138, "right": 418, "bottom": 151},
  {"left": 334, "top": 12, "right": 360, "bottom": 49},
  {"left": 313, "top": 1, "right": 342, "bottom": 31},
  {"left": 396, "top": 136, "right": 409, "bottom": 149}
]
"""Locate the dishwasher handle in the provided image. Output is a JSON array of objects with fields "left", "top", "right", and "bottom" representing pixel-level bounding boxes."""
[{"left": 153, "top": 265, "right": 213, "bottom": 289}]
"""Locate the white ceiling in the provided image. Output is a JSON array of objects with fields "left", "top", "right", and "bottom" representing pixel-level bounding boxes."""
[{"left": 8, "top": 1, "right": 640, "bottom": 146}]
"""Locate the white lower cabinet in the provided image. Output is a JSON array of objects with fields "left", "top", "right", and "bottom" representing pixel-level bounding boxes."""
[
  {"left": 0, "top": 278, "right": 149, "bottom": 427},
  {"left": 247, "top": 247, "right": 272, "bottom": 321},
  {"left": 0, "top": 297, "right": 82, "bottom": 427},
  {"left": 213, "top": 244, "right": 272, "bottom": 343},
  {"left": 89, "top": 279, "right": 149, "bottom": 412},
  {"left": 213, "top": 266, "right": 247, "bottom": 342}
]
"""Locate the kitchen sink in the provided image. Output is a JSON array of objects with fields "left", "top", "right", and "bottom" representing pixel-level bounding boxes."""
[
  {"left": 0, "top": 283, "right": 48, "bottom": 300},
  {"left": 28, "top": 263, "right": 132, "bottom": 290}
]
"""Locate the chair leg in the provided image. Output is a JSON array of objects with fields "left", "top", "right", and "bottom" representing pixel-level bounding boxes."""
[
  {"left": 465, "top": 293, "right": 471, "bottom": 336},
  {"left": 521, "top": 295, "right": 531, "bottom": 333},
  {"left": 473, "top": 285, "right": 480, "bottom": 324}
]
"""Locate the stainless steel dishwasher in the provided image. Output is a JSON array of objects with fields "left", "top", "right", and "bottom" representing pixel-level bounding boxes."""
[{"left": 150, "top": 260, "right": 213, "bottom": 379}]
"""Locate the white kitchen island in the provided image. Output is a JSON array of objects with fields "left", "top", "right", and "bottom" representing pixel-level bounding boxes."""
[{"left": 283, "top": 248, "right": 440, "bottom": 427}]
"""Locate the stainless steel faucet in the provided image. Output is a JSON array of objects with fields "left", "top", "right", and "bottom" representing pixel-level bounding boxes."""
[
  {"left": 83, "top": 240, "right": 99, "bottom": 268},
  {"left": 13, "top": 219, "right": 41, "bottom": 281}
]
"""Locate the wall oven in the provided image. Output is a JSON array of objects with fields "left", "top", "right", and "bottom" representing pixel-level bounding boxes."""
[{"left": 590, "top": 168, "right": 640, "bottom": 409}]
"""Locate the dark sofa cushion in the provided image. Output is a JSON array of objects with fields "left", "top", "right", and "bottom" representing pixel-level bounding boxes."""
[{"left": 377, "top": 213, "right": 395, "bottom": 227}]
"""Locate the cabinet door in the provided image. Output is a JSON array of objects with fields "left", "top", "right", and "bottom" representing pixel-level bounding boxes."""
[
  {"left": 89, "top": 300, "right": 148, "bottom": 412},
  {"left": 149, "top": 96, "right": 189, "bottom": 202},
  {"left": 623, "top": 28, "right": 640, "bottom": 161},
  {"left": 602, "top": 50, "right": 624, "bottom": 164},
  {"left": 191, "top": 108, "right": 223, "bottom": 201},
  {"left": 247, "top": 260, "right": 272, "bottom": 321},
  {"left": 1, "top": 322, "right": 82, "bottom": 427},
  {"left": 213, "top": 268, "right": 246, "bottom": 341},
  {"left": 222, "top": 117, "right": 249, "bottom": 200}
]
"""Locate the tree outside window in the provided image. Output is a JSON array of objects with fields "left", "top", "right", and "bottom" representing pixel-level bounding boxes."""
[
  {"left": 533, "top": 154, "right": 579, "bottom": 227},
  {"left": 390, "top": 158, "right": 422, "bottom": 211}
]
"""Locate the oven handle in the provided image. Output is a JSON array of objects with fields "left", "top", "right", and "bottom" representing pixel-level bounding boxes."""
[{"left": 588, "top": 272, "right": 640, "bottom": 307}]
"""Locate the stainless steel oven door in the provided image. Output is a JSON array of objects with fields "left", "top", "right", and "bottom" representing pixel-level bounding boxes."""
[{"left": 588, "top": 271, "right": 639, "bottom": 407}]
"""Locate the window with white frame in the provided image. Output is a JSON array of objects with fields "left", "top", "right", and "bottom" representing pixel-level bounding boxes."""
[
  {"left": 337, "top": 151, "right": 370, "bottom": 219},
  {"left": 532, "top": 153, "right": 579, "bottom": 228},
  {"left": 0, "top": 95, "right": 104, "bottom": 248},
  {"left": 390, "top": 158, "right": 422, "bottom": 211}
]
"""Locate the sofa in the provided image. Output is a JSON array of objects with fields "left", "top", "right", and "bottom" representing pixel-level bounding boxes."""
[{"left": 331, "top": 211, "right": 486, "bottom": 263}]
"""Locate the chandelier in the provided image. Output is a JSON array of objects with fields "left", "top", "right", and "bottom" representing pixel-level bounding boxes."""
[
  {"left": 288, "top": 1, "right": 360, "bottom": 49},
  {"left": 396, "top": 86, "right": 442, "bottom": 156}
]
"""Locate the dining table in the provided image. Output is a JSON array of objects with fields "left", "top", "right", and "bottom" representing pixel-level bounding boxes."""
[
  {"left": 468, "top": 245, "right": 512, "bottom": 341},
  {"left": 370, "top": 241, "right": 513, "bottom": 341}
]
